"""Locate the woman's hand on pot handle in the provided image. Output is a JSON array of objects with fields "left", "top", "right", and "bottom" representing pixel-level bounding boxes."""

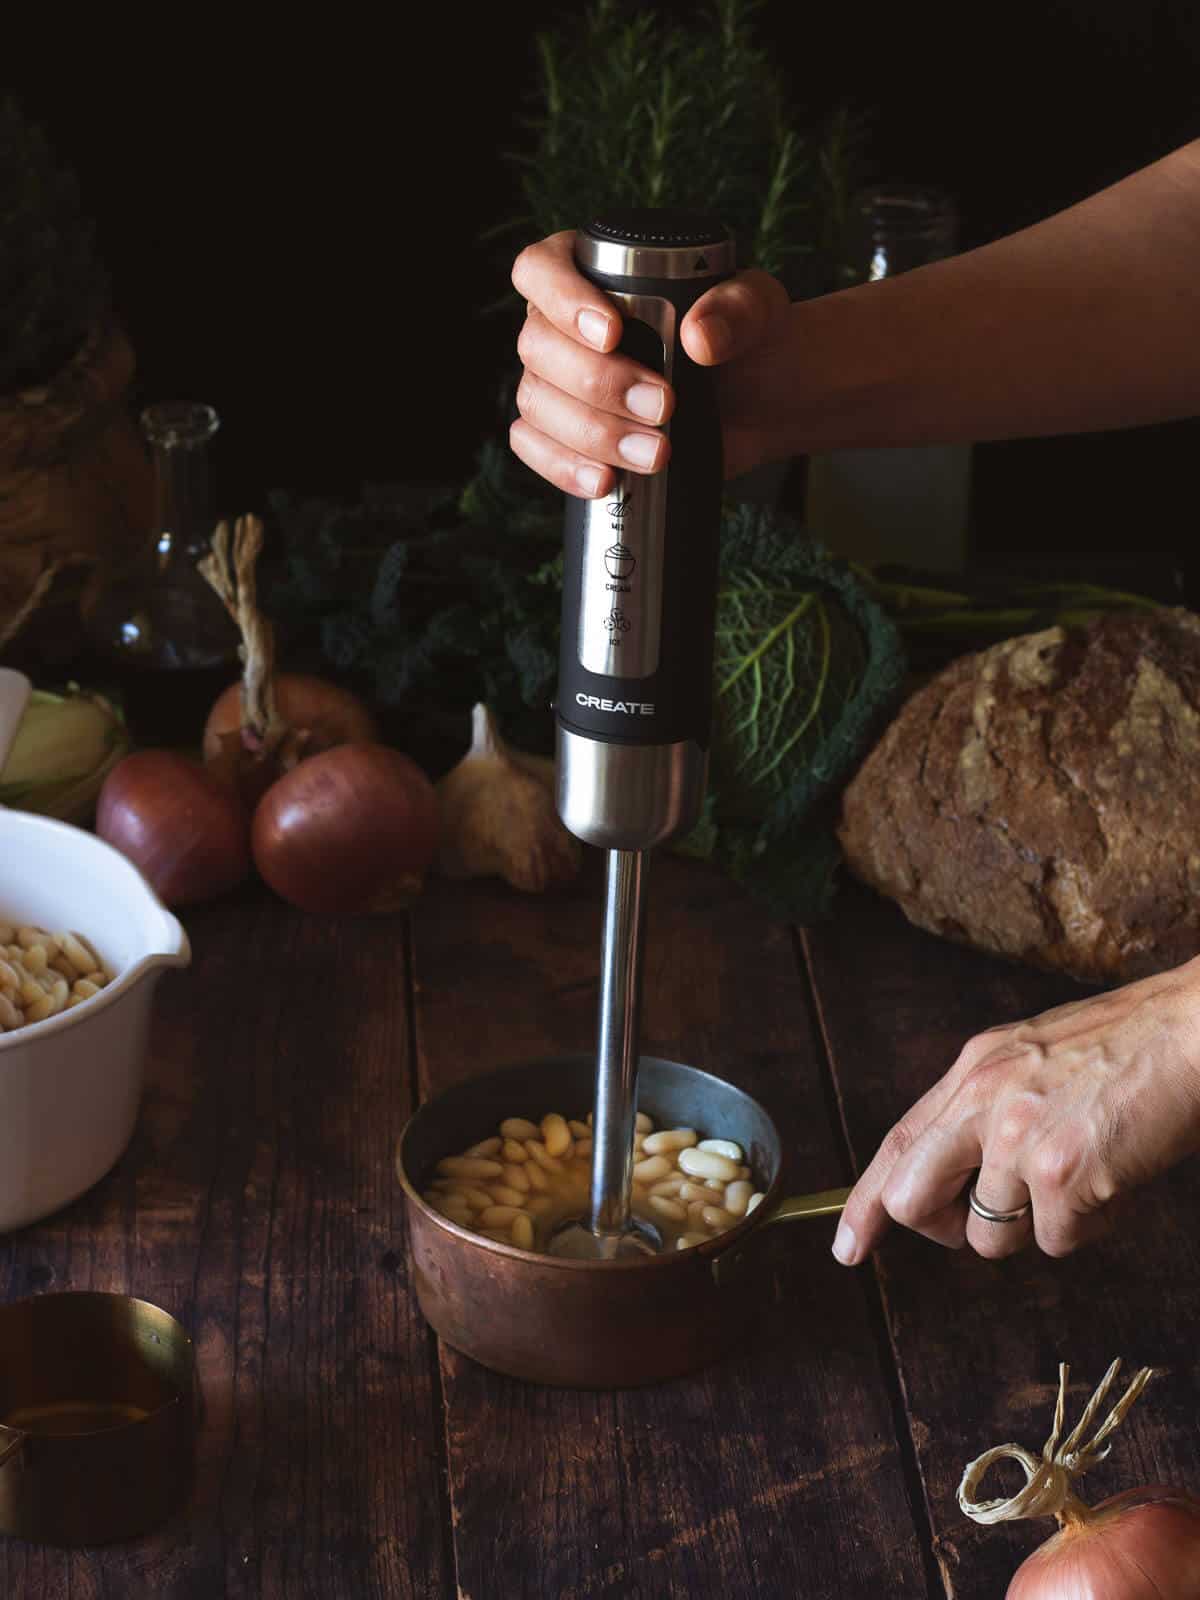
[
  {"left": 508, "top": 229, "right": 791, "bottom": 497},
  {"left": 833, "top": 959, "right": 1200, "bottom": 1265}
]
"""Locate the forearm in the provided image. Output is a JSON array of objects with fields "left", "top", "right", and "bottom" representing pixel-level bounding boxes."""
[{"left": 774, "top": 141, "right": 1200, "bottom": 453}]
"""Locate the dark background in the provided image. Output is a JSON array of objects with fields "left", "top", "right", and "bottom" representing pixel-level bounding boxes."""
[{"left": 8, "top": 1, "right": 1200, "bottom": 586}]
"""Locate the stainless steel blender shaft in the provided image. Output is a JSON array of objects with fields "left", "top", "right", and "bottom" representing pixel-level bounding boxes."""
[
  {"left": 549, "top": 210, "right": 734, "bottom": 1260},
  {"left": 589, "top": 849, "right": 648, "bottom": 1238}
]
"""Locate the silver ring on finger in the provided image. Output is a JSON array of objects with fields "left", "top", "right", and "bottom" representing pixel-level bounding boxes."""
[{"left": 968, "top": 1184, "right": 1032, "bottom": 1225}]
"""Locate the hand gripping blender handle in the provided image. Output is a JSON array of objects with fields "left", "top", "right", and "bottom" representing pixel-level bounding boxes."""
[{"left": 555, "top": 212, "right": 735, "bottom": 852}]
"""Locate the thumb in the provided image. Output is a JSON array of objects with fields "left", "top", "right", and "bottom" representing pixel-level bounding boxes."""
[{"left": 681, "top": 269, "right": 790, "bottom": 366}]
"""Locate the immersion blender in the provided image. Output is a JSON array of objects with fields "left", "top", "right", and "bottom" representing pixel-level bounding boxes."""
[{"left": 548, "top": 210, "right": 735, "bottom": 1260}]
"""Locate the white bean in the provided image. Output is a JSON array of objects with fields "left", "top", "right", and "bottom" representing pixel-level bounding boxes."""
[
  {"left": 701, "top": 1205, "right": 734, "bottom": 1231},
  {"left": 698, "top": 1138, "right": 743, "bottom": 1163},
  {"left": 724, "top": 1181, "right": 753, "bottom": 1217},
  {"left": 635, "top": 1112, "right": 653, "bottom": 1134},
  {"left": 436, "top": 1156, "right": 504, "bottom": 1181},
  {"left": 511, "top": 1213, "right": 534, "bottom": 1251},
  {"left": 489, "top": 1185, "right": 527, "bottom": 1208},
  {"left": 678, "top": 1182, "right": 711, "bottom": 1204},
  {"left": 746, "top": 1192, "right": 765, "bottom": 1214},
  {"left": 0, "top": 993, "right": 21, "bottom": 1029},
  {"left": 648, "top": 1174, "right": 687, "bottom": 1198},
  {"left": 500, "top": 1139, "right": 529, "bottom": 1164},
  {"left": 642, "top": 1128, "right": 698, "bottom": 1156},
  {"left": 60, "top": 932, "right": 96, "bottom": 975},
  {"left": 458, "top": 1186, "right": 495, "bottom": 1212},
  {"left": 479, "top": 1205, "right": 523, "bottom": 1227},
  {"left": 500, "top": 1163, "right": 531, "bottom": 1193},
  {"left": 675, "top": 1232, "right": 708, "bottom": 1251},
  {"left": 678, "top": 1148, "right": 739, "bottom": 1183},
  {"left": 631, "top": 1155, "right": 672, "bottom": 1183},
  {"left": 704, "top": 1178, "right": 726, "bottom": 1193},
  {"left": 568, "top": 1120, "right": 590, "bottom": 1138},
  {"left": 465, "top": 1136, "right": 502, "bottom": 1158},
  {"left": 541, "top": 1113, "right": 571, "bottom": 1157},
  {"left": 525, "top": 1194, "right": 556, "bottom": 1217},
  {"left": 525, "top": 1140, "right": 564, "bottom": 1173},
  {"left": 649, "top": 1195, "right": 687, "bottom": 1223},
  {"left": 524, "top": 1161, "right": 550, "bottom": 1192},
  {"left": 574, "top": 1138, "right": 593, "bottom": 1159},
  {"left": 0, "top": 958, "right": 18, "bottom": 992},
  {"left": 500, "top": 1117, "right": 539, "bottom": 1141}
]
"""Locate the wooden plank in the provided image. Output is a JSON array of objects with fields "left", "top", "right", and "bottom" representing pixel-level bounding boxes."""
[
  {"left": 804, "top": 880, "right": 1200, "bottom": 1599},
  {"left": 0, "top": 889, "right": 451, "bottom": 1600},
  {"left": 411, "top": 853, "right": 932, "bottom": 1600}
]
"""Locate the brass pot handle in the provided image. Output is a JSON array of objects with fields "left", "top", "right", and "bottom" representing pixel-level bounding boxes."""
[
  {"left": 712, "top": 1184, "right": 851, "bottom": 1286},
  {"left": 0, "top": 1425, "right": 27, "bottom": 1471}
]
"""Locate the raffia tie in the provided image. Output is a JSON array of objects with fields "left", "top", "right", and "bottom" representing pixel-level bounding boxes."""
[{"left": 958, "top": 1360, "right": 1157, "bottom": 1525}]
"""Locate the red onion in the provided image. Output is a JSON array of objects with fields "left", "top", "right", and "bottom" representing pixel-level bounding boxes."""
[
  {"left": 251, "top": 742, "right": 438, "bottom": 915},
  {"left": 960, "top": 1361, "right": 1200, "bottom": 1599},
  {"left": 97, "top": 750, "right": 251, "bottom": 906}
]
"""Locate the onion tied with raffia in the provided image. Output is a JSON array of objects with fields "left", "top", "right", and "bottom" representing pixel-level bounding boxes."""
[
  {"left": 959, "top": 1360, "right": 1200, "bottom": 1597},
  {"left": 97, "top": 516, "right": 438, "bottom": 913}
]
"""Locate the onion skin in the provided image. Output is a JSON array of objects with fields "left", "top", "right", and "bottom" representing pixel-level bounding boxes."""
[
  {"left": 97, "top": 751, "right": 251, "bottom": 907},
  {"left": 202, "top": 674, "right": 378, "bottom": 764},
  {"left": 251, "top": 743, "right": 438, "bottom": 915},
  {"left": 1009, "top": 1488, "right": 1200, "bottom": 1599}
]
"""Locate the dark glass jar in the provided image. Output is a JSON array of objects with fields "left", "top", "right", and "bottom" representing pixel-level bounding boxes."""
[{"left": 84, "top": 402, "right": 240, "bottom": 745}]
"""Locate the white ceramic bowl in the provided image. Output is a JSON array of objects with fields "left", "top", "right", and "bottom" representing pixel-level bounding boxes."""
[{"left": 0, "top": 810, "right": 190, "bottom": 1230}]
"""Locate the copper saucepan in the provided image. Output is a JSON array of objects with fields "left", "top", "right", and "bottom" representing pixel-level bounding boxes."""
[{"left": 396, "top": 1056, "right": 848, "bottom": 1389}]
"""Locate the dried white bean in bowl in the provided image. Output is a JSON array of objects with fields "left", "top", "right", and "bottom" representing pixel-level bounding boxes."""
[
  {"left": 0, "top": 924, "right": 112, "bottom": 1035},
  {"left": 415, "top": 1106, "right": 767, "bottom": 1256}
]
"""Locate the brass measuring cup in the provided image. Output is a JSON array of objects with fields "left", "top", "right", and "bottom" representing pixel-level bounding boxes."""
[{"left": 0, "top": 1291, "right": 197, "bottom": 1544}]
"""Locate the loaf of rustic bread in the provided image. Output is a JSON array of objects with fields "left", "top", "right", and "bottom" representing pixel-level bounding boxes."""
[{"left": 837, "top": 609, "right": 1200, "bottom": 984}]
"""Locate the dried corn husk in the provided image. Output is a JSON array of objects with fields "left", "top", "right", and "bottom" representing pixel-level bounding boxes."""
[{"left": 0, "top": 687, "right": 129, "bottom": 822}]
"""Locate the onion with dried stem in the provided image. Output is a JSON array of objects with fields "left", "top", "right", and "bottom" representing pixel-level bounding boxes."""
[{"left": 960, "top": 1360, "right": 1200, "bottom": 1597}]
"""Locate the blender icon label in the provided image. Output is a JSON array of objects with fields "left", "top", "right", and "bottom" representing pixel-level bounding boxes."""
[{"left": 604, "top": 542, "right": 636, "bottom": 585}]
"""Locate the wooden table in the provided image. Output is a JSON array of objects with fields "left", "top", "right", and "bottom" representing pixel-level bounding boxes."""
[{"left": 2, "top": 855, "right": 1197, "bottom": 1598}]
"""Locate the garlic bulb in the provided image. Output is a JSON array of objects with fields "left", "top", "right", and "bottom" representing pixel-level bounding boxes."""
[{"left": 435, "top": 704, "right": 581, "bottom": 892}]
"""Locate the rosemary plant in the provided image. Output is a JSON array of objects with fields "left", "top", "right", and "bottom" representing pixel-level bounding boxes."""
[{"left": 495, "top": 0, "right": 868, "bottom": 291}]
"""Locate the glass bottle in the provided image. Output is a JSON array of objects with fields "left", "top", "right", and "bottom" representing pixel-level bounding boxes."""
[
  {"left": 805, "top": 186, "right": 973, "bottom": 574},
  {"left": 85, "top": 402, "right": 241, "bottom": 745}
]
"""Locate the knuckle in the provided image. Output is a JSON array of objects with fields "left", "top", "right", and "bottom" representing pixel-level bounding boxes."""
[
  {"left": 516, "top": 317, "right": 537, "bottom": 364},
  {"left": 1036, "top": 1220, "right": 1078, "bottom": 1259},
  {"left": 882, "top": 1187, "right": 923, "bottom": 1230},
  {"left": 991, "top": 1090, "right": 1042, "bottom": 1153},
  {"left": 576, "top": 360, "right": 612, "bottom": 408},
  {"left": 969, "top": 1227, "right": 1017, "bottom": 1262},
  {"left": 515, "top": 376, "right": 537, "bottom": 421},
  {"left": 878, "top": 1119, "right": 917, "bottom": 1169},
  {"left": 1029, "top": 1135, "right": 1082, "bottom": 1194},
  {"left": 575, "top": 414, "right": 610, "bottom": 457},
  {"left": 511, "top": 243, "right": 537, "bottom": 294}
]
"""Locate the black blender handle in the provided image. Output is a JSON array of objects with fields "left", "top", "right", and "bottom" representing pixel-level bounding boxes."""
[{"left": 557, "top": 212, "right": 734, "bottom": 750}]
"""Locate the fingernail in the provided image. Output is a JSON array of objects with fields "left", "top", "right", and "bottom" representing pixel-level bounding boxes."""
[
  {"left": 625, "top": 382, "right": 665, "bottom": 423},
  {"left": 575, "top": 463, "right": 603, "bottom": 496},
  {"left": 832, "top": 1220, "right": 858, "bottom": 1265},
  {"left": 618, "top": 433, "right": 660, "bottom": 469},
  {"left": 694, "top": 313, "right": 731, "bottom": 362},
  {"left": 578, "top": 309, "right": 612, "bottom": 349}
]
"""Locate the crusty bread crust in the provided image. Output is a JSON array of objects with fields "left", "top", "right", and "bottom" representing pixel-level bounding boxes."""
[{"left": 837, "top": 609, "right": 1200, "bottom": 985}]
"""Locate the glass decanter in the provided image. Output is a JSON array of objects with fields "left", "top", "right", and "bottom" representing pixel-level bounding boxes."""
[{"left": 85, "top": 402, "right": 241, "bottom": 745}]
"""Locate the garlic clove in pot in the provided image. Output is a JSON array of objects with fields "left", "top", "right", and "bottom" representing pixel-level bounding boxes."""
[{"left": 435, "top": 704, "right": 581, "bottom": 892}]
